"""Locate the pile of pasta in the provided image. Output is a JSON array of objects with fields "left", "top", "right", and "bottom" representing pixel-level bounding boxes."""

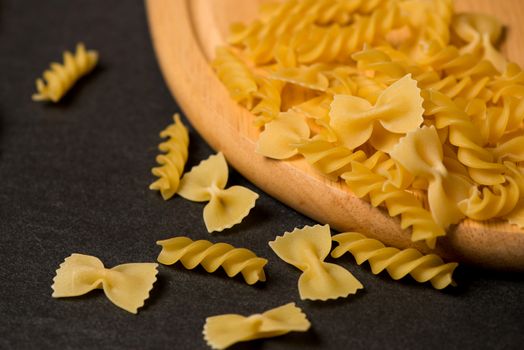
[{"left": 213, "top": 0, "right": 524, "bottom": 249}]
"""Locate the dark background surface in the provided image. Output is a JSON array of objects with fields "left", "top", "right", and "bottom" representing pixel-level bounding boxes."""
[{"left": 0, "top": 1, "right": 523, "bottom": 349}]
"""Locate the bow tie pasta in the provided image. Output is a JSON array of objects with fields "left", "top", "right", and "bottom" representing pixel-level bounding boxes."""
[
  {"left": 177, "top": 152, "right": 259, "bottom": 233},
  {"left": 52, "top": 254, "right": 158, "bottom": 314},
  {"left": 269, "top": 224, "right": 363, "bottom": 300},
  {"left": 203, "top": 303, "right": 310, "bottom": 349}
]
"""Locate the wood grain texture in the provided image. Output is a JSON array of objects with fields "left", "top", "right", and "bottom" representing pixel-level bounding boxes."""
[{"left": 146, "top": 0, "right": 524, "bottom": 270}]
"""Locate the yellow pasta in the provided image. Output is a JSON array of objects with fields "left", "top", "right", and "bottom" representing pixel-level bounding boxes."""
[
  {"left": 422, "top": 89, "right": 507, "bottom": 185},
  {"left": 295, "top": 139, "right": 367, "bottom": 178},
  {"left": 390, "top": 126, "right": 472, "bottom": 229},
  {"left": 331, "top": 232, "right": 458, "bottom": 290},
  {"left": 32, "top": 43, "right": 98, "bottom": 102},
  {"left": 271, "top": 63, "right": 330, "bottom": 91},
  {"left": 52, "top": 254, "right": 158, "bottom": 314},
  {"left": 269, "top": 224, "right": 363, "bottom": 301},
  {"left": 177, "top": 152, "right": 259, "bottom": 233},
  {"left": 203, "top": 302, "right": 310, "bottom": 349},
  {"left": 330, "top": 74, "right": 424, "bottom": 151},
  {"left": 451, "top": 13, "right": 507, "bottom": 73},
  {"left": 156, "top": 236, "right": 267, "bottom": 285},
  {"left": 215, "top": 0, "right": 524, "bottom": 249},
  {"left": 251, "top": 76, "right": 284, "bottom": 126},
  {"left": 212, "top": 47, "right": 257, "bottom": 108},
  {"left": 342, "top": 160, "right": 445, "bottom": 249},
  {"left": 149, "top": 114, "right": 189, "bottom": 200},
  {"left": 256, "top": 111, "right": 310, "bottom": 160}
]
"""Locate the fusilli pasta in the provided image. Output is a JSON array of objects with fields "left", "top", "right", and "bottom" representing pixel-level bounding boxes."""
[
  {"left": 157, "top": 236, "right": 267, "bottom": 285},
  {"left": 149, "top": 114, "right": 189, "bottom": 200},
  {"left": 331, "top": 232, "right": 458, "bottom": 289},
  {"left": 32, "top": 43, "right": 98, "bottom": 102}
]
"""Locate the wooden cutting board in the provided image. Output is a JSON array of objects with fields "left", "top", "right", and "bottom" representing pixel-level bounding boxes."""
[{"left": 146, "top": 0, "right": 524, "bottom": 270}]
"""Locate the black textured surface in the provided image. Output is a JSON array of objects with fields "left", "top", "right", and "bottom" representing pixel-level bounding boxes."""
[{"left": 0, "top": 1, "right": 523, "bottom": 349}]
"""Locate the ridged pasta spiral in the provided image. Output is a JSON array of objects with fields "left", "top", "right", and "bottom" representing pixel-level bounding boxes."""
[
  {"left": 352, "top": 47, "right": 494, "bottom": 101},
  {"left": 251, "top": 76, "right": 284, "bottom": 126},
  {"left": 418, "top": 44, "right": 498, "bottom": 79},
  {"left": 422, "top": 89, "right": 507, "bottom": 185},
  {"left": 331, "top": 232, "right": 458, "bottom": 289},
  {"left": 459, "top": 163, "right": 524, "bottom": 221},
  {"left": 294, "top": 1, "right": 400, "bottom": 64},
  {"left": 32, "top": 43, "right": 98, "bottom": 102},
  {"left": 156, "top": 236, "right": 267, "bottom": 285},
  {"left": 228, "top": 0, "right": 387, "bottom": 64},
  {"left": 399, "top": 0, "right": 453, "bottom": 49},
  {"left": 295, "top": 140, "right": 367, "bottom": 178},
  {"left": 149, "top": 114, "right": 189, "bottom": 200},
  {"left": 341, "top": 160, "right": 445, "bottom": 249},
  {"left": 212, "top": 47, "right": 258, "bottom": 108},
  {"left": 489, "top": 63, "right": 524, "bottom": 103}
]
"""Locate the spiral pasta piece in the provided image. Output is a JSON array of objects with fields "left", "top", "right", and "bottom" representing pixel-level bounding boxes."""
[
  {"left": 342, "top": 161, "right": 445, "bottom": 248},
  {"left": 229, "top": 0, "right": 390, "bottom": 64},
  {"left": 331, "top": 232, "right": 458, "bottom": 289},
  {"left": 418, "top": 43, "right": 498, "bottom": 79},
  {"left": 212, "top": 47, "right": 258, "bottom": 108},
  {"left": 32, "top": 43, "right": 98, "bottom": 102},
  {"left": 251, "top": 76, "right": 284, "bottom": 126},
  {"left": 149, "top": 114, "right": 189, "bottom": 200},
  {"left": 294, "top": 1, "right": 400, "bottom": 64},
  {"left": 399, "top": 0, "right": 453, "bottom": 49},
  {"left": 157, "top": 236, "right": 267, "bottom": 285},
  {"left": 422, "top": 89, "right": 506, "bottom": 185},
  {"left": 295, "top": 140, "right": 367, "bottom": 178}
]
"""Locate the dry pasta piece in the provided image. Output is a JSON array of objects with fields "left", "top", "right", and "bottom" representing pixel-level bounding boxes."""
[
  {"left": 341, "top": 159, "right": 445, "bottom": 249},
  {"left": 459, "top": 162, "right": 524, "bottom": 224},
  {"left": 149, "top": 113, "right": 189, "bottom": 200},
  {"left": 177, "top": 152, "right": 258, "bottom": 232},
  {"left": 256, "top": 111, "right": 310, "bottom": 159},
  {"left": 51, "top": 254, "right": 158, "bottom": 314},
  {"left": 271, "top": 64, "right": 330, "bottom": 91},
  {"left": 331, "top": 232, "right": 458, "bottom": 290},
  {"left": 269, "top": 224, "right": 362, "bottom": 300},
  {"left": 203, "top": 302, "right": 310, "bottom": 350},
  {"left": 212, "top": 47, "right": 257, "bottom": 108},
  {"left": 32, "top": 43, "right": 98, "bottom": 102},
  {"left": 329, "top": 74, "right": 424, "bottom": 151},
  {"left": 390, "top": 125, "right": 472, "bottom": 229},
  {"left": 452, "top": 13, "right": 506, "bottom": 73},
  {"left": 156, "top": 236, "right": 267, "bottom": 285}
]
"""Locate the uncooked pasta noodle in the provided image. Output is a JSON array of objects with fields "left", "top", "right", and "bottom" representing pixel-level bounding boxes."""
[
  {"left": 32, "top": 43, "right": 98, "bottom": 102},
  {"left": 52, "top": 254, "right": 158, "bottom": 314},
  {"left": 156, "top": 236, "right": 267, "bottom": 285},
  {"left": 331, "top": 232, "right": 458, "bottom": 290},
  {"left": 203, "top": 302, "right": 310, "bottom": 349},
  {"left": 149, "top": 114, "right": 189, "bottom": 200},
  {"left": 256, "top": 111, "right": 310, "bottom": 159},
  {"left": 177, "top": 152, "right": 258, "bottom": 233},
  {"left": 269, "top": 224, "right": 363, "bottom": 300},
  {"left": 212, "top": 0, "right": 524, "bottom": 250}
]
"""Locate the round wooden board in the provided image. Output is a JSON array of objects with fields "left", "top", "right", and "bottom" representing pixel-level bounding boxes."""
[{"left": 146, "top": 0, "right": 524, "bottom": 270}]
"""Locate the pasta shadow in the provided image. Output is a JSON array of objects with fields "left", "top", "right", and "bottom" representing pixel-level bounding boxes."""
[
  {"left": 138, "top": 273, "right": 168, "bottom": 312},
  {"left": 228, "top": 328, "right": 321, "bottom": 350}
]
